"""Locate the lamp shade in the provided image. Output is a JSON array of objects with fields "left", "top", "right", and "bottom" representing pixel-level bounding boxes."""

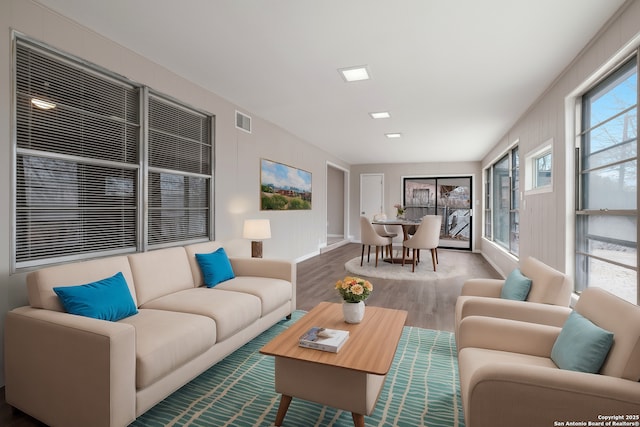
[{"left": 243, "top": 219, "right": 271, "bottom": 240}]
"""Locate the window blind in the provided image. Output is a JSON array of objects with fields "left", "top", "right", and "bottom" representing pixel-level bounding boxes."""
[
  {"left": 13, "top": 36, "right": 214, "bottom": 269},
  {"left": 148, "top": 95, "right": 212, "bottom": 246},
  {"left": 15, "top": 40, "right": 140, "bottom": 267}
]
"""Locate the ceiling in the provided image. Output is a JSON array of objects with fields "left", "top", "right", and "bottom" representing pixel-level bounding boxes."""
[{"left": 35, "top": 0, "right": 627, "bottom": 165}]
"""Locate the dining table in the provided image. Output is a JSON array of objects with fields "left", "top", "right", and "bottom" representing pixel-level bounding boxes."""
[{"left": 372, "top": 218, "right": 421, "bottom": 240}]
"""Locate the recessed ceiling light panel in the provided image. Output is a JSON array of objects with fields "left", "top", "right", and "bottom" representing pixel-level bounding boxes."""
[
  {"left": 369, "top": 111, "right": 391, "bottom": 119},
  {"left": 338, "top": 65, "right": 370, "bottom": 82},
  {"left": 385, "top": 133, "right": 402, "bottom": 138}
]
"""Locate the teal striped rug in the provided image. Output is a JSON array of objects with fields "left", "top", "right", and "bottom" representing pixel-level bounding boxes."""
[{"left": 130, "top": 311, "right": 465, "bottom": 427}]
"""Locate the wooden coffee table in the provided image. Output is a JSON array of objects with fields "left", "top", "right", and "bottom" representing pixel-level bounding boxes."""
[{"left": 260, "top": 302, "right": 407, "bottom": 427}]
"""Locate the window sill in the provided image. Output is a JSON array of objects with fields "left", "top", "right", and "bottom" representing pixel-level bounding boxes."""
[
  {"left": 525, "top": 185, "right": 553, "bottom": 196},
  {"left": 481, "top": 237, "right": 520, "bottom": 261}
]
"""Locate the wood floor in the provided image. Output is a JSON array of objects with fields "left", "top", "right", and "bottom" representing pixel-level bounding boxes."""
[
  {"left": 296, "top": 243, "right": 501, "bottom": 331},
  {"left": 0, "top": 243, "right": 500, "bottom": 426}
]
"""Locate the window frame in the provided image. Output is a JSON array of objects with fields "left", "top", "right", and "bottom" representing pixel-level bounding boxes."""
[
  {"left": 146, "top": 91, "right": 214, "bottom": 250},
  {"left": 11, "top": 33, "right": 215, "bottom": 272},
  {"left": 525, "top": 139, "right": 553, "bottom": 194}
]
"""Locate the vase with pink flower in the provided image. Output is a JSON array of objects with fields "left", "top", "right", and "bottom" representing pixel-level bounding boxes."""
[{"left": 394, "top": 204, "right": 405, "bottom": 219}]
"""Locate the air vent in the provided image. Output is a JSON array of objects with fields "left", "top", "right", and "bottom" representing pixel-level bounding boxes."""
[{"left": 235, "top": 111, "right": 252, "bottom": 133}]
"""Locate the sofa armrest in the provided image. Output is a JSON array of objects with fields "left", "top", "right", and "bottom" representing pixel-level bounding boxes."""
[
  {"left": 455, "top": 295, "right": 572, "bottom": 336},
  {"left": 229, "top": 257, "right": 295, "bottom": 283},
  {"left": 457, "top": 297, "right": 571, "bottom": 326},
  {"left": 457, "top": 316, "right": 560, "bottom": 357},
  {"left": 5, "top": 306, "right": 136, "bottom": 427},
  {"left": 464, "top": 362, "right": 640, "bottom": 427},
  {"left": 460, "top": 278, "right": 504, "bottom": 297}
]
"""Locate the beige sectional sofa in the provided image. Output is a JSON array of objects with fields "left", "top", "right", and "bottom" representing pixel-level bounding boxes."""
[{"left": 4, "top": 241, "right": 296, "bottom": 427}]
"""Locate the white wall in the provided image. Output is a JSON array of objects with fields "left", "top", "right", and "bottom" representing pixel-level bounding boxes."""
[
  {"left": 479, "top": 0, "right": 640, "bottom": 277},
  {"left": 0, "top": 0, "right": 348, "bottom": 386}
]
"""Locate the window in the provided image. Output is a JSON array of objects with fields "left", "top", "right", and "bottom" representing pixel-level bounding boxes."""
[
  {"left": 525, "top": 140, "right": 553, "bottom": 194},
  {"left": 13, "top": 36, "right": 213, "bottom": 270},
  {"left": 510, "top": 148, "right": 520, "bottom": 254},
  {"left": 576, "top": 56, "right": 637, "bottom": 304},
  {"left": 148, "top": 95, "right": 212, "bottom": 246},
  {"left": 402, "top": 176, "right": 473, "bottom": 250},
  {"left": 493, "top": 154, "right": 511, "bottom": 248},
  {"left": 484, "top": 168, "right": 491, "bottom": 238},
  {"left": 484, "top": 145, "right": 519, "bottom": 256},
  {"left": 535, "top": 151, "right": 552, "bottom": 187}
]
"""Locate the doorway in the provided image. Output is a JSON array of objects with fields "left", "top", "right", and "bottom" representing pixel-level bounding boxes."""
[
  {"left": 326, "top": 163, "right": 349, "bottom": 248},
  {"left": 403, "top": 176, "right": 473, "bottom": 250}
]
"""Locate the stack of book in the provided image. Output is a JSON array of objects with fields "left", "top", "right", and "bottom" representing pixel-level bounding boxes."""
[{"left": 298, "top": 327, "right": 349, "bottom": 353}]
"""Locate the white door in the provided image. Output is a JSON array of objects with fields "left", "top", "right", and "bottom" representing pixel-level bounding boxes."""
[{"left": 360, "top": 173, "right": 384, "bottom": 219}]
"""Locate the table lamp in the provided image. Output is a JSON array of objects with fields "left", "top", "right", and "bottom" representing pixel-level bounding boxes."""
[{"left": 243, "top": 219, "right": 271, "bottom": 258}]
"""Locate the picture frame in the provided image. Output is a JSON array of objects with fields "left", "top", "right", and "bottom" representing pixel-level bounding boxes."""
[{"left": 260, "top": 158, "right": 312, "bottom": 210}]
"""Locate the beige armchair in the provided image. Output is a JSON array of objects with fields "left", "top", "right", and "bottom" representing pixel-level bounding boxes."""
[
  {"left": 402, "top": 215, "right": 441, "bottom": 272},
  {"left": 457, "top": 287, "right": 640, "bottom": 427},
  {"left": 455, "top": 256, "right": 573, "bottom": 336},
  {"left": 359, "top": 216, "right": 393, "bottom": 267}
]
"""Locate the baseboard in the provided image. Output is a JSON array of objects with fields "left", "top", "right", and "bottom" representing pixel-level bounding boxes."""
[
  {"left": 320, "top": 239, "right": 351, "bottom": 254},
  {"left": 295, "top": 250, "right": 320, "bottom": 263}
]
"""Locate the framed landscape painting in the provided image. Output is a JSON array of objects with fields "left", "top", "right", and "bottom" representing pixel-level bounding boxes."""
[{"left": 261, "top": 159, "right": 312, "bottom": 210}]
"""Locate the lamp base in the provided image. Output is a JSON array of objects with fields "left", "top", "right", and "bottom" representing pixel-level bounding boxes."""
[{"left": 251, "top": 241, "right": 263, "bottom": 258}]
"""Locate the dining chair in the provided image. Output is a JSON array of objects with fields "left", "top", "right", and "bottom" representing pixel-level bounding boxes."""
[
  {"left": 372, "top": 213, "right": 398, "bottom": 258},
  {"left": 402, "top": 215, "right": 442, "bottom": 272},
  {"left": 403, "top": 221, "right": 419, "bottom": 258},
  {"left": 360, "top": 216, "right": 394, "bottom": 267}
]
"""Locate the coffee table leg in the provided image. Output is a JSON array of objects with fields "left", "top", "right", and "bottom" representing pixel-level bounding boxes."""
[
  {"left": 275, "top": 394, "right": 292, "bottom": 426},
  {"left": 352, "top": 412, "right": 365, "bottom": 427}
]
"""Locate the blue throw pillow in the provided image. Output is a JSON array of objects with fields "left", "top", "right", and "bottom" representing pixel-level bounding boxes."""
[
  {"left": 500, "top": 268, "right": 532, "bottom": 301},
  {"left": 53, "top": 272, "right": 138, "bottom": 322},
  {"left": 551, "top": 311, "right": 614, "bottom": 373},
  {"left": 196, "top": 247, "right": 235, "bottom": 288}
]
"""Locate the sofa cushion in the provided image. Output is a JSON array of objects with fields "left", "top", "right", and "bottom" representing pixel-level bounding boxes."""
[
  {"left": 119, "top": 309, "right": 216, "bottom": 389},
  {"left": 53, "top": 272, "right": 138, "bottom": 322},
  {"left": 141, "top": 288, "right": 261, "bottom": 341},
  {"left": 551, "top": 310, "right": 614, "bottom": 373},
  {"left": 458, "top": 346, "right": 561, "bottom": 426},
  {"left": 184, "top": 241, "right": 225, "bottom": 287},
  {"left": 215, "top": 277, "right": 292, "bottom": 316},
  {"left": 27, "top": 255, "right": 137, "bottom": 311},
  {"left": 128, "top": 247, "right": 195, "bottom": 306},
  {"left": 500, "top": 269, "right": 532, "bottom": 301},
  {"left": 195, "top": 248, "right": 235, "bottom": 287},
  {"left": 459, "top": 347, "right": 557, "bottom": 411}
]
